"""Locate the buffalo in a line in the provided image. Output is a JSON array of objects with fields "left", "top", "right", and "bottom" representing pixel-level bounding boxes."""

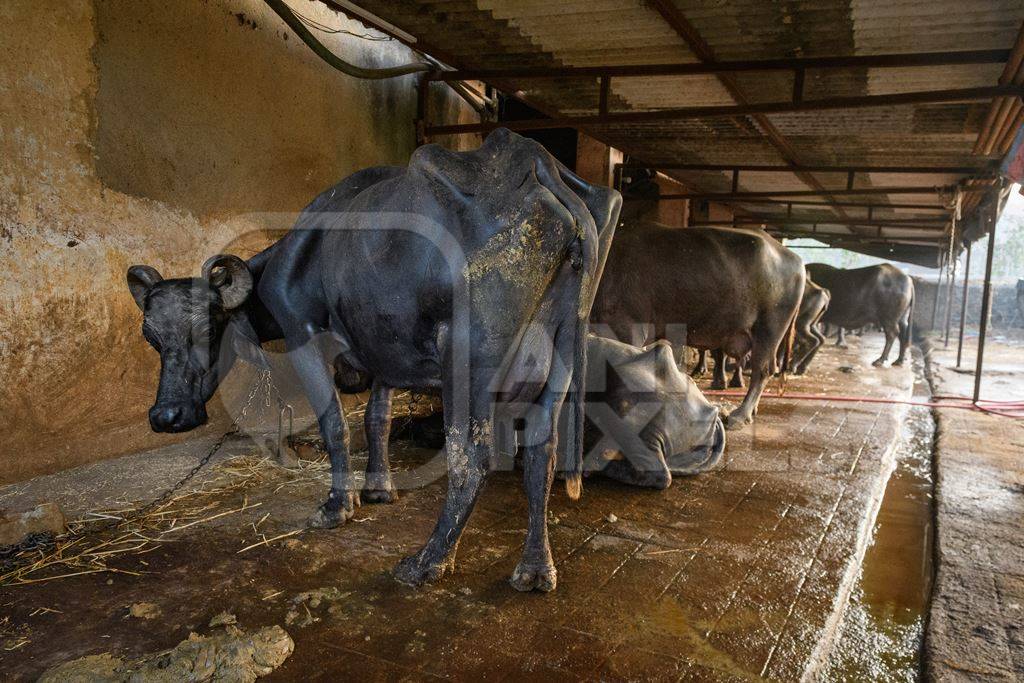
[
  {"left": 806, "top": 263, "right": 915, "bottom": 367},
  {"left": 590, "top": 223, "right": 805, "bottom": 430}
]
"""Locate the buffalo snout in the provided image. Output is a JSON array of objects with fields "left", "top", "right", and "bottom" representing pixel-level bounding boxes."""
[
  {"left": 149, "top": 403, "right": 207, "bottom": 432},
  {"left": 664, "top": 414, "right": 726, "bottom": 476}
]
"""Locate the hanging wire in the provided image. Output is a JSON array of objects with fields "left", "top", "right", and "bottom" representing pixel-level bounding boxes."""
[
  {"left": 263, "top": 0, "right": 432, "bottom": 79},
  {"left": 291, "top": 6, "right": 392, "bottom": 41}
]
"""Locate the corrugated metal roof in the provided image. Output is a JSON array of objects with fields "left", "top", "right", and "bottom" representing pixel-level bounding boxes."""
[{"left": 337, "top": 0, "right": 1024, "bottom": 258}]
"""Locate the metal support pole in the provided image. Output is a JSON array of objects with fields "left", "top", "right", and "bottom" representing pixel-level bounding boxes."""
[
  {"left": 930, "top": 251, "right": 944, "bottom": 330},
  {"left": 973, "top": 201, "right": 999, "bottom": 403},
  {"left": 415, "top": 73, "right": 431, "bottom": 147},
  {"left": 955, "top": 242, "right": 972, "bottom": 368},
  {"left": 943, "top": 249, "right": 957, "bottom": 348}
]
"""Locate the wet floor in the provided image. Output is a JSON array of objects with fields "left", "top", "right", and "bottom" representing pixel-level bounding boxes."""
[
  {"left": 0, "top": 337, "right": 919, "bottom": 680},
  {"left": 822, "top": 353, "right": 936, "bottom": 682}
]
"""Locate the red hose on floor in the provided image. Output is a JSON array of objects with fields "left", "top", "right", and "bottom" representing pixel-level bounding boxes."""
[{"left": 702, "top": 389, "right": 1024, "bottom": 418}]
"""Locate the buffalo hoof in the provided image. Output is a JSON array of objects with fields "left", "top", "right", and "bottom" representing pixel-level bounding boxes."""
[
  {"left": 393, "top": 553, "right": 452, "bottom": 587},
  {"left": 509, "top": 562, "right": 557, "bottom": 592},
  {"left": 360, "top": 487, "right": 397, "bottom": 505},
  {"left": 871, "top": 358, "right": 886, "bottom": 368},
  {"left": 725, "top": 412, "right": 752, "bottom": 431},
  {"left": 709, "top": 379, "right": 727, "bottom": 391},
  {"left": 836, "top": 343, "right": 848, "bottom": 349},
  {"left": 728, "top": 377, "right": 744, "bottom": 389},
  {"left": 893, "top": 358, "right": 906, "bottom": 367},
  {"left": 306, "top": 502, "right": 355, "bottom": 529}
]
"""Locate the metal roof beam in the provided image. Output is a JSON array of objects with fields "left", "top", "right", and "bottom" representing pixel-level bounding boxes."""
[
  {"left": 772, "top": 232, "right": 944, "bottom": 246},
  {"left": 621, "top": 162, "right": 993, "bottom": 175},
  {"left": 643, "top": 0, "right": 859, "bottom": 229},
  {"left": 424, "top": 85, "right": 1024, "bottom": 135},
  {"left": 718, "top": 225, "right": 946, "bottom": 244},
  {"left": 719, "top": 199, "right": 951, "bottom": 212},
  {"left": 695, "top": 217, "right": 949, "bottom": 229},
  {"left": 653, "top": 186, "right": 955, "bottom": 200},
  {"left": 430, "top": 49, "right": 1010, "bottom": 81}
]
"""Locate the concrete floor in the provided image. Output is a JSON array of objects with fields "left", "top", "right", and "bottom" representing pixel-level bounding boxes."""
[
  {"left": 925, "top": 337, "right": 1024, "bottom": 681},
  {"left": 0, "top": 335, "right": 914, "bottom": 681}
]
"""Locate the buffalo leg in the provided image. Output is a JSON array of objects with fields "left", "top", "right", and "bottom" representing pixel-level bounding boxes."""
[
  {"left": 726, "top": 357, "right": 767, "bottom": 429},
  {"left": 873, "top": 324, "right": 898, "bottom": 367},
  {"left": 725, "top": 325, "right": 778, "bottom": 430},
  {"left": 512, "top": 414, "right": 559, "bottom": 591},
  {"left": 835, "top": 327, "right": 847, "bottom": 348},
  {"left": 728, "top": 356, "right": 745, "bottom": 388},
  {"left": 511, "top": 319, "right": 579, "bottom": 592},
  {"left": 893, "top": 320, "right": 909, "bottom": 366},
  {"left": 393, "top": 324, "right": 493, "bottom": 586},
  {"left": 289, "top": 340, "right": 357, "bottom": 528},
  {"left": 691, "top": 349, "right": 708, "bottom": 378},
  {"left": 794, "top": 325, "right": 824, "bottom": 375},
  {"left": 710, "top": 349, "right": 727, "bottom": 390},
  {"left": 361, "top": 379, "right": 397, "bottom": 504},
  {"left": 393, "top": 392, "right": 492, "bottom": 585}
]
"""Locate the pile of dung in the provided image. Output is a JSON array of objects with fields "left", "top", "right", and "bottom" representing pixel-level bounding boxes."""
[{"left": 38, "top": 624, "right": 293, "bottom": 683}]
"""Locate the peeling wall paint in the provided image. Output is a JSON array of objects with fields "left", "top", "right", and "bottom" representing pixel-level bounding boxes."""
[{"left": 0, "top": 0, "right": 478, "bottom": 484}]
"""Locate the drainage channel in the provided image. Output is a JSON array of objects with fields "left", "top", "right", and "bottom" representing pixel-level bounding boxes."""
[{"left": 821, "top": 349, "right": 937, "bottom": 682}]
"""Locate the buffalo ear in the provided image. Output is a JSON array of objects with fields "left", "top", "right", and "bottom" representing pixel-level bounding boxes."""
[
  {"left": 127, "top": 265, "right": 163, "bottom": 310},
  {"left": 232, "top": 335, "right": 271, "bottom": 370},
  {"left": 228, "top": 319, "right": 271, "bottom": 370}
]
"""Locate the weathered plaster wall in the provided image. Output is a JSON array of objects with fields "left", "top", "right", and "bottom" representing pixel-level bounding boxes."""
[
  {"left": 0, "top": 0, "right": 477, "bottom": 484},
  {"left": 913, "top": 277, "right": 1024, "bottom": 332},
  {"left": 654, "top": 176, "right": 688, "bottom": 228},
  {"left": 575, "top": 132, "right": 621, "bottom": 188}
]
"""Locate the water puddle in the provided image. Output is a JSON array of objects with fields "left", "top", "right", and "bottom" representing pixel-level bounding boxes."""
[{"left": 822, "top": 353, "right": 935, "bottom": 682}]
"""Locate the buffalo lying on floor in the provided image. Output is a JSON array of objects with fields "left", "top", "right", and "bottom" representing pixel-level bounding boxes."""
[
  {"left": 126, "top": 128, "right": 621, "bottom": 592},
  {"left": 590, "top": 224, "right": 805, "bottom": 429},
  {"left": 390, "top": 335, "right": 726, "bottom": 489},
  {"left": 577, "top": 335, "right": 725, "bottom": 488},
  {"left": 806, "top": 263, "right": 915, "bottom": 367}
]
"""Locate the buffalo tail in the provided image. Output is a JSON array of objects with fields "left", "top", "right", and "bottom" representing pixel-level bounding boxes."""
[
  {"left": 564, "top": 311, "right": 585, "bottom": 501},
  {"left": 778, "top": 308, "right": 799, "bottom": 394},
  {"left": 901, "top": 285, "right": 915, "bottom": 348}
]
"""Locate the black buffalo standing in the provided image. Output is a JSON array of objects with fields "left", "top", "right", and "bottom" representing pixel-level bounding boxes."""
[
  {"left": 126, "top": 129, "right": 620, "bottom": 591},
  {"left": 590, "top": 224, "right": 805, "bottom": 429},
  {"left": 806, "top": 263, "right": 915, "bottom": 367}
]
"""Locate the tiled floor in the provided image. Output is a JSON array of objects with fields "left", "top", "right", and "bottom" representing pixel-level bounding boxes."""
[{"left": 0, "top": 335, "right": 913, "bottom": 681}]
